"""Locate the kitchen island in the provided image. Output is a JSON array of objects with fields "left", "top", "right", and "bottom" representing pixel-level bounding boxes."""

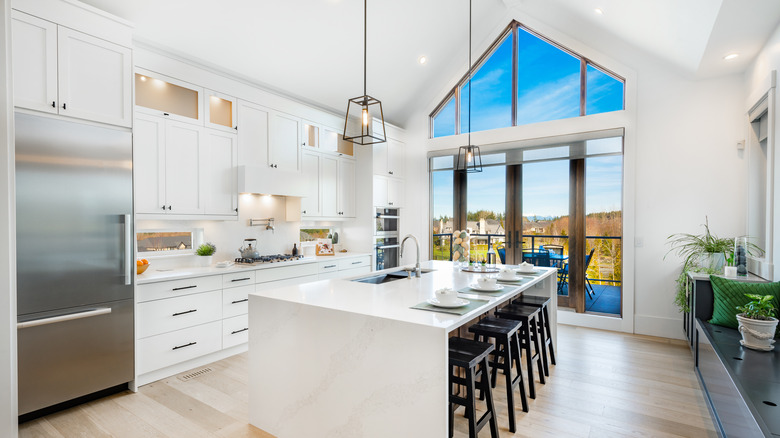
[{"left": 248, "top": 260, "right": 558, "bottom": 437}]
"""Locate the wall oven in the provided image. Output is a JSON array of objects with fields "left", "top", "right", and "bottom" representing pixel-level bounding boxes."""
[{"left": 375, "top": 208, "right": 399, "bottom": 270}]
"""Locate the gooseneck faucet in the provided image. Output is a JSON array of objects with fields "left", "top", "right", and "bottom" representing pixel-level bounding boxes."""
[{"left": 400, "top": 234, "right": 421, "bottom": 278}]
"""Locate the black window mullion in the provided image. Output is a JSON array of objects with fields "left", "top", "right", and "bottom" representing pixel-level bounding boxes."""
[
  {"left": 511, "top": 22, "right": 518, "bottom": 127},
  {"left": 580, "top": 59, "right": 587, "bottom": 117}
]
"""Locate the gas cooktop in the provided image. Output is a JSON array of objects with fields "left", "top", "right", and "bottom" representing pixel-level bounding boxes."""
[{"left": 234, "top": 254, "right": 305, "bottom": 265}]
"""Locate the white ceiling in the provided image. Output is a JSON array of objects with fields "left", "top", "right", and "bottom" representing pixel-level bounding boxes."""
[{"left": 80, "top": 0, "right": 780, "bottom": 127}]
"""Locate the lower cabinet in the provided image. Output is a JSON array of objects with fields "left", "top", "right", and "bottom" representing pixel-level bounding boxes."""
[
  {"left": 223, "top": 314, "right": 249, "bottom": 349},
  {"left": 137, "top": 320, "right": 222, "bottom": 375}
]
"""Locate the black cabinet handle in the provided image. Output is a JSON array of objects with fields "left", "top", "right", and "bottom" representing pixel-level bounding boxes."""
[
  {"left": 352, "top": 261, "right": 361, "bottom": 265},
  {"left": 51, "top": 101, "right": 56, "bottom": 108},
  {"left": 172, "top": 341, "right": 196, "bottom": 350},
  {"left": 234, "top": 208, "right": 238, "bottom": 212},
  {"left": 234, "top": 126, "right": 238, "bottom": 130},
  {"left": 172, "top": 285, "right": 197, "bottom": 291},
  {"left": 324, "top": 265, "right": 336, "bottom": 269},
  {"left": 163, "top": 112, "right": 169, "bottom": 116},
  {"left": 62, "top": 103, "right": 67, "bottom": 110},
  {"left": 161, "top": 205, "right": 166, "bottom": 210},
  {"left": 168, "top": 205, "right": 172, "bottom": 210},
  {"left": 389, "top": 171, "right": 393, "bottom": 175},
  {"left": 172, "top": 309, "right": 197, "bottom": 317},
  {"left": 231, "top": 328, "right": 248, "bottom": 335},
  {"left": 231, "top": 298, "right": 249, "bottom": 304},
  {"left": 302, "top": 210, "right": 307, "bottom": 214},
  {"left": 231, "top": 277, "right": 251, "bottom": 282}
]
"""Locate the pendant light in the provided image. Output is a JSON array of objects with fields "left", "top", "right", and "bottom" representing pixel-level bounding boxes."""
[
  {"left": 455, "top": 0, "right": 482, "bottom": 173},
  {"left": 343, "top": 0, "right": 386, "bottom": 145}
]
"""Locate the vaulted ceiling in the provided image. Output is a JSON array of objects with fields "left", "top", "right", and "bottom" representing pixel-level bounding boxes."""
[{"left": 81, "top": 0, "right": 780, "bottom": 127}]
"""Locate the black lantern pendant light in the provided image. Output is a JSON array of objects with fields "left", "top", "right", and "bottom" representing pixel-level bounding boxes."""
[
  {"left": 455, "top": 0, "right": 482, "bottom": 173},
  {"left": 343, "top": 0, "right": 386, "bottom": 145}
]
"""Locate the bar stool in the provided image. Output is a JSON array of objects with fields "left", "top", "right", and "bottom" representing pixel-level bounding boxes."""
[
  {"left": 448, "top": 337, "right": 499, "bottom": 438},
  {"left": 513, "top": 295, "right": 556, "bottom": 376},
  {"left": 493, "top": 304, "right": 545, "bottom": 399},
  {"left": 468, "top": 317, "right": 528, "bottom": 433}
]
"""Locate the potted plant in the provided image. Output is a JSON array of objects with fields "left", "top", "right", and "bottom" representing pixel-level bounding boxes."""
[
  {"left": 736, "top": 293, "right": 778, "bottom": 351},
  {"left": 196, "top": 242, "right": 216, "bottom": 267}
]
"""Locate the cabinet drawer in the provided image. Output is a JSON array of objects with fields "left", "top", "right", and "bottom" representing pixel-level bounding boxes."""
[
  {"left": 137, "top": 290, "right": 221, "bottom": 338},
  {"left": 223, "top": 314, "right": 249, "bottom": 349},
  {"left": 255, "top": 275, "right": 319, "bottom": 292},
  {"left": 223, "top": 284, "right": 253, "bottom": 318},
  {"left": 318, "top": 261, "right": 339, "bottom": 273},
  {"left": 223, "top": 270, "right": 255, "bottom": 288},
  {"left": 137, "top": 321, "right": 222, "bottom": 375},
  {"left": 341, "top": 266, "right": 371, "bottom": 278},
  {"left": 137, "top": 275, "right": 222, "bottom": 303},
  {"left": 256, "top": 263, "right": 318, "bottom": 283},
  {"left": 339, "top": 256, "right": 370, "bottom": 271}
]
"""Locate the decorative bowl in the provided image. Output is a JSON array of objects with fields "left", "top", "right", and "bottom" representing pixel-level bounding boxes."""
[{"left": 137, "top": 263, "right": 149, "bottom": 275}]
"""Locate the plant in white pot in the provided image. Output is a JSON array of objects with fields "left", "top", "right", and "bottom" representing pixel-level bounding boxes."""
[
  {"left": 196, "top": 242, "right": 216, "bottom": 267},
  {"left": 736, "top": 293, "right": 778, "bottom": 351}
]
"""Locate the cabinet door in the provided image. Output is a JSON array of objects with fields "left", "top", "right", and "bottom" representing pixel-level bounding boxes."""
[
  {"left": 387, "top": 138, "right": 405, "bottom": 178},
  {"left": 338, "top": 158, "right": 356, "bottom": 217},
  {"left": 205, "top": 89, "right": 237, "bottom": 132},
  {"left": 373, "top": 175, "right": 388, "bottom": 207},
  {"left": 301, "top": 152, "right": 321, "bottom": 217},
  {"left": 320, "top": 126, "right": 339, "bottom": 154},
  {"left": 133, "top": 114, "right": 167, "bottom": 214},
  {"left": 237, "top": 100, "right": 270, "bottom": 168},
  {"left": 372, "top": 140, "right": 388, "bottom": 176},
  {"left": 57, "top": 27, "right": 132, "bottom": 127},
  {"left": 11, "top": 11, "right": 58, "bottom": 114},
  {"left": 303, "top": 122, "right": 319, "bottom": 149},
  {"left": 165, "top": 121, "right": 204, "bottom": 214},
  {"left": 204, "top": 130, "right": 238, "bottom": 215},
  {"left": 270, "top": 111, "right": 301, "bottom": 172},
  {"left": 321, "top": 155, "right": 339, "bottom": 217},
  {"left": 388, "top": 178, "right": 404, "bottom": 208}
]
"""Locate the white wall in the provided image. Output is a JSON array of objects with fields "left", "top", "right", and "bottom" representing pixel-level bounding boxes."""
[
  {"left": 0, "top": 0, "right": 18, "bottom": 435},
  {"left": 400, "top": 10, "right": 748, "bottom": 340}
]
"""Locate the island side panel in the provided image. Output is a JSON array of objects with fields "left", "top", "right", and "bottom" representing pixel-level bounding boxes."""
[{"left": 249, "top": 295, "right": 448, "bottom": 438}]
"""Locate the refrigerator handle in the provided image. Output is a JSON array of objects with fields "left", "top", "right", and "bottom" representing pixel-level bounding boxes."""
[
  {"left": 17, "top": 307, "right": 112, "bottom": 329},
  {"left": 123, "top": 214, "right": 132, "bottom": 285}
]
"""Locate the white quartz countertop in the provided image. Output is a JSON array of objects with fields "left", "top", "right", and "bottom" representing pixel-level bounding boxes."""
[
  {"left": 250, "top": 260, "right": 556, "bottom": 331},
  {"left": 136, "top": 252, "right": 372, "bottom": 285}
]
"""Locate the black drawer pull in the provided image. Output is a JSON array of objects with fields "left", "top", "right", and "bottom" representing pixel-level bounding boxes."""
[
  {"left": 352, "top": 261, "right": 362, "bottom": 265},
  {"left": 325, "top": 264, "right": 336, "bottom": 269},
  {"left": 172, "top": 285, "right": 197, "bottom": 291},
  {"left": 172, "top": 309, "right": 197, "bottom": 317},
  {"left": 172, "top": 341, "right": 196, "bottom": 350},
  {"left": 231, "top": 328, "right": 248, "bottom": 335},
  {"left": 231, "top": 277, "right": 251, "bottom": 282},
  {"left": 231, "top": 299, "right": 249, "bottom": 304}
]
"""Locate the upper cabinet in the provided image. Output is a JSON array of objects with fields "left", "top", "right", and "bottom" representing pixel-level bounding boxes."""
[
  {"left": 238, "top": 100, "right": 301, "bottom": 173},
  {"left": 303, "top": 121, "right": 353, "bottom": 156},
  {"left": 135, "top": 71, "right": 203, "bottom": 124},
  {"left": 205, "top": 90, "right": 237, "bottom": 133},
  {"left": 269, "top": 111, "right": 301, "bottom": 172},
  {"left": 11, "top": 10, "right": 132, "bottom": 127},
  {"left": 372, "top": 138, "right": 405, "bottom": 178}
]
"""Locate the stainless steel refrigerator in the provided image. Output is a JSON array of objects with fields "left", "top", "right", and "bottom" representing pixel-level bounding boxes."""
[{"left": 15, "top": 112, "right": 134, "bottom": 417}]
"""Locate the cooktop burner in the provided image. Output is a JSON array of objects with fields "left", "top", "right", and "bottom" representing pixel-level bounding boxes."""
[{"left": 235, "top": 254, "right": 304, "bottom": 265}]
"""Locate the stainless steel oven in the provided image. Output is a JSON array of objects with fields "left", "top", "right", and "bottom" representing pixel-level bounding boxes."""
[{"left": 375, "top": 208, "right": 399, "bottom": 270}]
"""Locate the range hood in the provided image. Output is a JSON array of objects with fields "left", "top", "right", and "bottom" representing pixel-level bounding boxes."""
[{"left": 238, "top": 165, "right": 306, "bottom": 197}]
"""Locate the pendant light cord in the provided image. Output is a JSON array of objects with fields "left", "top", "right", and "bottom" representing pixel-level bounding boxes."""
[
  {"left": 467, "top": 0, "right": 472, "bottom": 146},
  {"left": 364, "top": 0, "right": 367, "bottom": 98}
]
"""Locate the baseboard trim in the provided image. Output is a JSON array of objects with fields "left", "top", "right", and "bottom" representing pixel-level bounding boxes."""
[
  {"left": 133, "top": 343, "right": 248, "bottom": 389},
  {"left": 634, "top": 314, "right": 685, "bottom": 340}
]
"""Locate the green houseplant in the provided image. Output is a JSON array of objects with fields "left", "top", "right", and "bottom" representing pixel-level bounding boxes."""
[
  {"left": 196, "top": 242, "right": 216, "bottom": 267},
  {"left": 736, "top": 294, "right": 778, "bottom": 351},
  {"left": 665, "top": 218, "right": 761, "bottom": 312}
]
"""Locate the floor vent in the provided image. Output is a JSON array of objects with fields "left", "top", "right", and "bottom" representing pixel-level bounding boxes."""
[{"left": 178, "top": 367, "right": 213, "bottom": 382}]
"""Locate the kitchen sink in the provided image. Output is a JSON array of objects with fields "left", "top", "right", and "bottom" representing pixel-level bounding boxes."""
[{"left": 352, "top": 268, "right": 434, "bottom": 284}]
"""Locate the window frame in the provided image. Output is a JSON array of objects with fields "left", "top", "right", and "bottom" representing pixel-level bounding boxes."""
[{"left": 429, "top": 20, "right": 626, "bottom": 138}]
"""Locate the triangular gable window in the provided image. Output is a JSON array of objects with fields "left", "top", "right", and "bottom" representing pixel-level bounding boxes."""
[{"left": 431, "top": 21, "right": 624, "bottom": 138}]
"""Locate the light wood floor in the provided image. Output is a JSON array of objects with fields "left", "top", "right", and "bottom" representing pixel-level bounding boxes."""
[{"left": 19, "top": 325, "right": 716, "bottom": 438}]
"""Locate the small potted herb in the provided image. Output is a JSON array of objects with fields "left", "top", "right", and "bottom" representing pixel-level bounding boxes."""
[
  {"left": 196, "top": 242, "right": 216, "bottom": 267},
  {"left": 736, "top": 293, "right": 778, "bottom": 351}
]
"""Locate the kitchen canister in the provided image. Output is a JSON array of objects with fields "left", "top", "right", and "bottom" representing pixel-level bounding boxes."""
[
  {"left": 451, "top": 230, "right": 470, "bottom": 264},
  {"left": 734, "top": 236, "right": 748, "bottom": 276}
]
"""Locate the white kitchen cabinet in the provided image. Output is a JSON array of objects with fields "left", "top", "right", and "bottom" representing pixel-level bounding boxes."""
[
  {"left": 134, "top": 114, "right": 166, "bottom": 215},
  {"left": 237, "top": 100, "right": 270, "bottom": 168},
  {"left": 374, "top": 175, "right": 403, "bottom": 208},
  {"left": 338, "top": 158, "right": 356, "bottom": 217},
  {"left": 372, "top": 137, "right": 405, "bottom": 178},
  {"left": 321, "top": 155, "right": 339, "bottom": 217},
  {"left": 270, "top": 111, "right": 301, "bottom": 172},
  {"left": 135, "top": 70, "right": 203, "bottom": 124},
  {"left": 11, "top": 10, "right": 132, "bottom": 127},
  {"left": 303, "top": 121, "right": 354, "bottom": 157},
  {"left": 301, "top": 152, "right": 322, "bottom": 217},
  {"left": 204, "top": 130, "right": 238, "bottom": 216},
  {"left": 205, "top": 89, "right": 237, "bottom": 132},
  {"left": 165, "top": 121, "right": 205, "bottom": 215}
]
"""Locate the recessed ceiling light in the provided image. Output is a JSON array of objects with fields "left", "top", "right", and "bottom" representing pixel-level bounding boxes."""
[
  {"left": 723, "top": 53, "right": 739, "bottom": 61},
  {"left": 594, "top": 8, "right": 604, "bottom": 15},
  {"left": 418, "top": 55, "right": 427, "bottom": 65}
]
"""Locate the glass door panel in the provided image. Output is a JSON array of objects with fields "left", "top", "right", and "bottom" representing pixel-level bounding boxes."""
[
  {"left": 207, "top": 94, "right": 234, "bottom": 129},
  {"left": 431, "top": 170, "right": 454, "bottom": 260},
  {"left": 134, "top": 73, "right": 199, "bottom": 120},
  {"left": 466, "top": 166, "right": 506, "bottom": 263},
  {"left": 585, "top": 155, "right": 623, "bottom": 316}
]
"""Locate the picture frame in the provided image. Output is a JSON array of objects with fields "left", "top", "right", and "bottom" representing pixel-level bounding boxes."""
[{"left": 316, "top": 239, "right": 334, "bottom": 256}]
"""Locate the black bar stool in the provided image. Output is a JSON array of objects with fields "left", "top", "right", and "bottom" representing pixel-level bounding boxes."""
[
  {"left": 513, "top": 294, "right": 556, "bottom": 376},
  {"left": 468, "top": 317, "right": 528, "bottom": 433},
  {"left": 493, "top": 304, "right": 545, "bottom": 399},
  {"left": 448, "top": 337, "right": 499, "bottom": 438}
]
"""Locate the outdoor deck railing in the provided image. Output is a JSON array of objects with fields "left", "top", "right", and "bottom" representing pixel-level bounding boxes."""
[{"left": 432, "top": 233, "right": 622, "bottom": 286}]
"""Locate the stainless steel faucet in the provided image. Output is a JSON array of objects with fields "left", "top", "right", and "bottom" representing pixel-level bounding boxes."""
[{"left": 400, "top": 234, "right": 421, "bottom": 278}]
